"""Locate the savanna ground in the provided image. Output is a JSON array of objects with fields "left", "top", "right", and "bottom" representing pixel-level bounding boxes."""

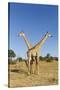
[{"left": 8, "top": 60, "right": 58, "bottom": 88}]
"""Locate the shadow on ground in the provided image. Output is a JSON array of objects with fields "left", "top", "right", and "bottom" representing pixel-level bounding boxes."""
[{"left": 11, "top": 69, "right": 27, "bottom": 75}]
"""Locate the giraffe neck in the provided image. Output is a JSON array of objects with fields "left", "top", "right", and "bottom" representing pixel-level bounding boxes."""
[
  {"left": 22, "top": 35, "right": 32, "bottom": 49},
  {"left": 33, "top": 33, "right": 49, "bottom": 50}
]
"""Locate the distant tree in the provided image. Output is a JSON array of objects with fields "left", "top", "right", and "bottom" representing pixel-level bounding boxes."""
[
  {"left": 53, "top": 57, "right": 58, "bottom": 61},
  {"left": 45, "top": 53, "right": 52, "bottom": 62},
  {"left": 39, "top": 56, "right": 44, "bottom": 61},
  {"left": 9, "top": 60, "right": 16, "bottom": 64},
  {"left": 50, "top": 56, "right": 53, "bottom": 60},
  {"left": 17, "top": 57, "right": 22, "bottom": 62},
  {"left": 8, "top": 49, "right": 16, "bottom": 60},
  {"left": 46, "top": 53, "right": 50, "bottom": 58}
]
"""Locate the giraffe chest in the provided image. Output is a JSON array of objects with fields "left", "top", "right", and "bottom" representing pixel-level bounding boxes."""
[{"left": 28, "top": 50, "right": 38, "bottom": 56}]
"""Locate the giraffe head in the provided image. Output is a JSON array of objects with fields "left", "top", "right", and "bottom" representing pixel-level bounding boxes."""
[
  {"left": 46, "top": 32, "right": 52, "bottom": 37},
  {"left": 19, "top": 32, "right": 25, "bottom": 37}
]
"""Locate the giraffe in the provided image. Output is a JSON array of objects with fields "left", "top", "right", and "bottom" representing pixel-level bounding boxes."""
[
  {"left": 19, "top": 32, "right": 40, "bottom": 74},
  {"left": 27, "top": 32, "right": 52, "bottom": 75}
]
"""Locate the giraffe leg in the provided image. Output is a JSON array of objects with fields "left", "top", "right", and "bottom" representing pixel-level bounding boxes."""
[
  {"left": 30, "top": 60, "right": 33, "bottom": 74},
  {"left": 28, "top": 57, "right": 31, "bottom": 75},
  {"left": 35, "top": 56, "right": 37, "bottom": 74},
  {"left": 30, "top": 55, "right": 33, "bottom": 74},
  {"left": 30, "top": 55, "right": 34, "bottom": 74},
  {"left": 32, "top": 57, "right": 35, "bottom": 74},
  {"left": 35, "top": 56, "right": 39, "bottom": 75}
]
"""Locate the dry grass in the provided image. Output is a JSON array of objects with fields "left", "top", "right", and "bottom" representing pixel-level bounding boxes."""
[{"left": 8, "top": 60, "right": 58, "bottom": 88}]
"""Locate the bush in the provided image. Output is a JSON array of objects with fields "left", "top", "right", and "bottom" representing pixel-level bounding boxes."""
[
  {"left": 46, "top": 58, "right": 52, "bottom": 62},
  {"left": 17, "top": 57, "right": 23, "bottom": 62},
  {"left": 54, "top": 57, "right": 58, "bottom": 61},
  {"left": 39, "top": 56, "right": 45, "bottom": 61},
  {"left": 8, "top": 60, "right": 16, "bottom": 64}
]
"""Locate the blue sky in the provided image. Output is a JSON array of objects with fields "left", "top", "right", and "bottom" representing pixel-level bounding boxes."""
[{"left": 8, "top": 3, "right": 58, "bottom": 58}]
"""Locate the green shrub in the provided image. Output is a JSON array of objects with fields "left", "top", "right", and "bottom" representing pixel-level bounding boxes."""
[
  {"left": 8, "top": 60, "right": 16, "bottom": 64},
  {"left": 46, "top": 58, "right": 52, "bottom": 62},
  {"left": 39, "top": 56, "right": 45, "bottom": 61}
]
